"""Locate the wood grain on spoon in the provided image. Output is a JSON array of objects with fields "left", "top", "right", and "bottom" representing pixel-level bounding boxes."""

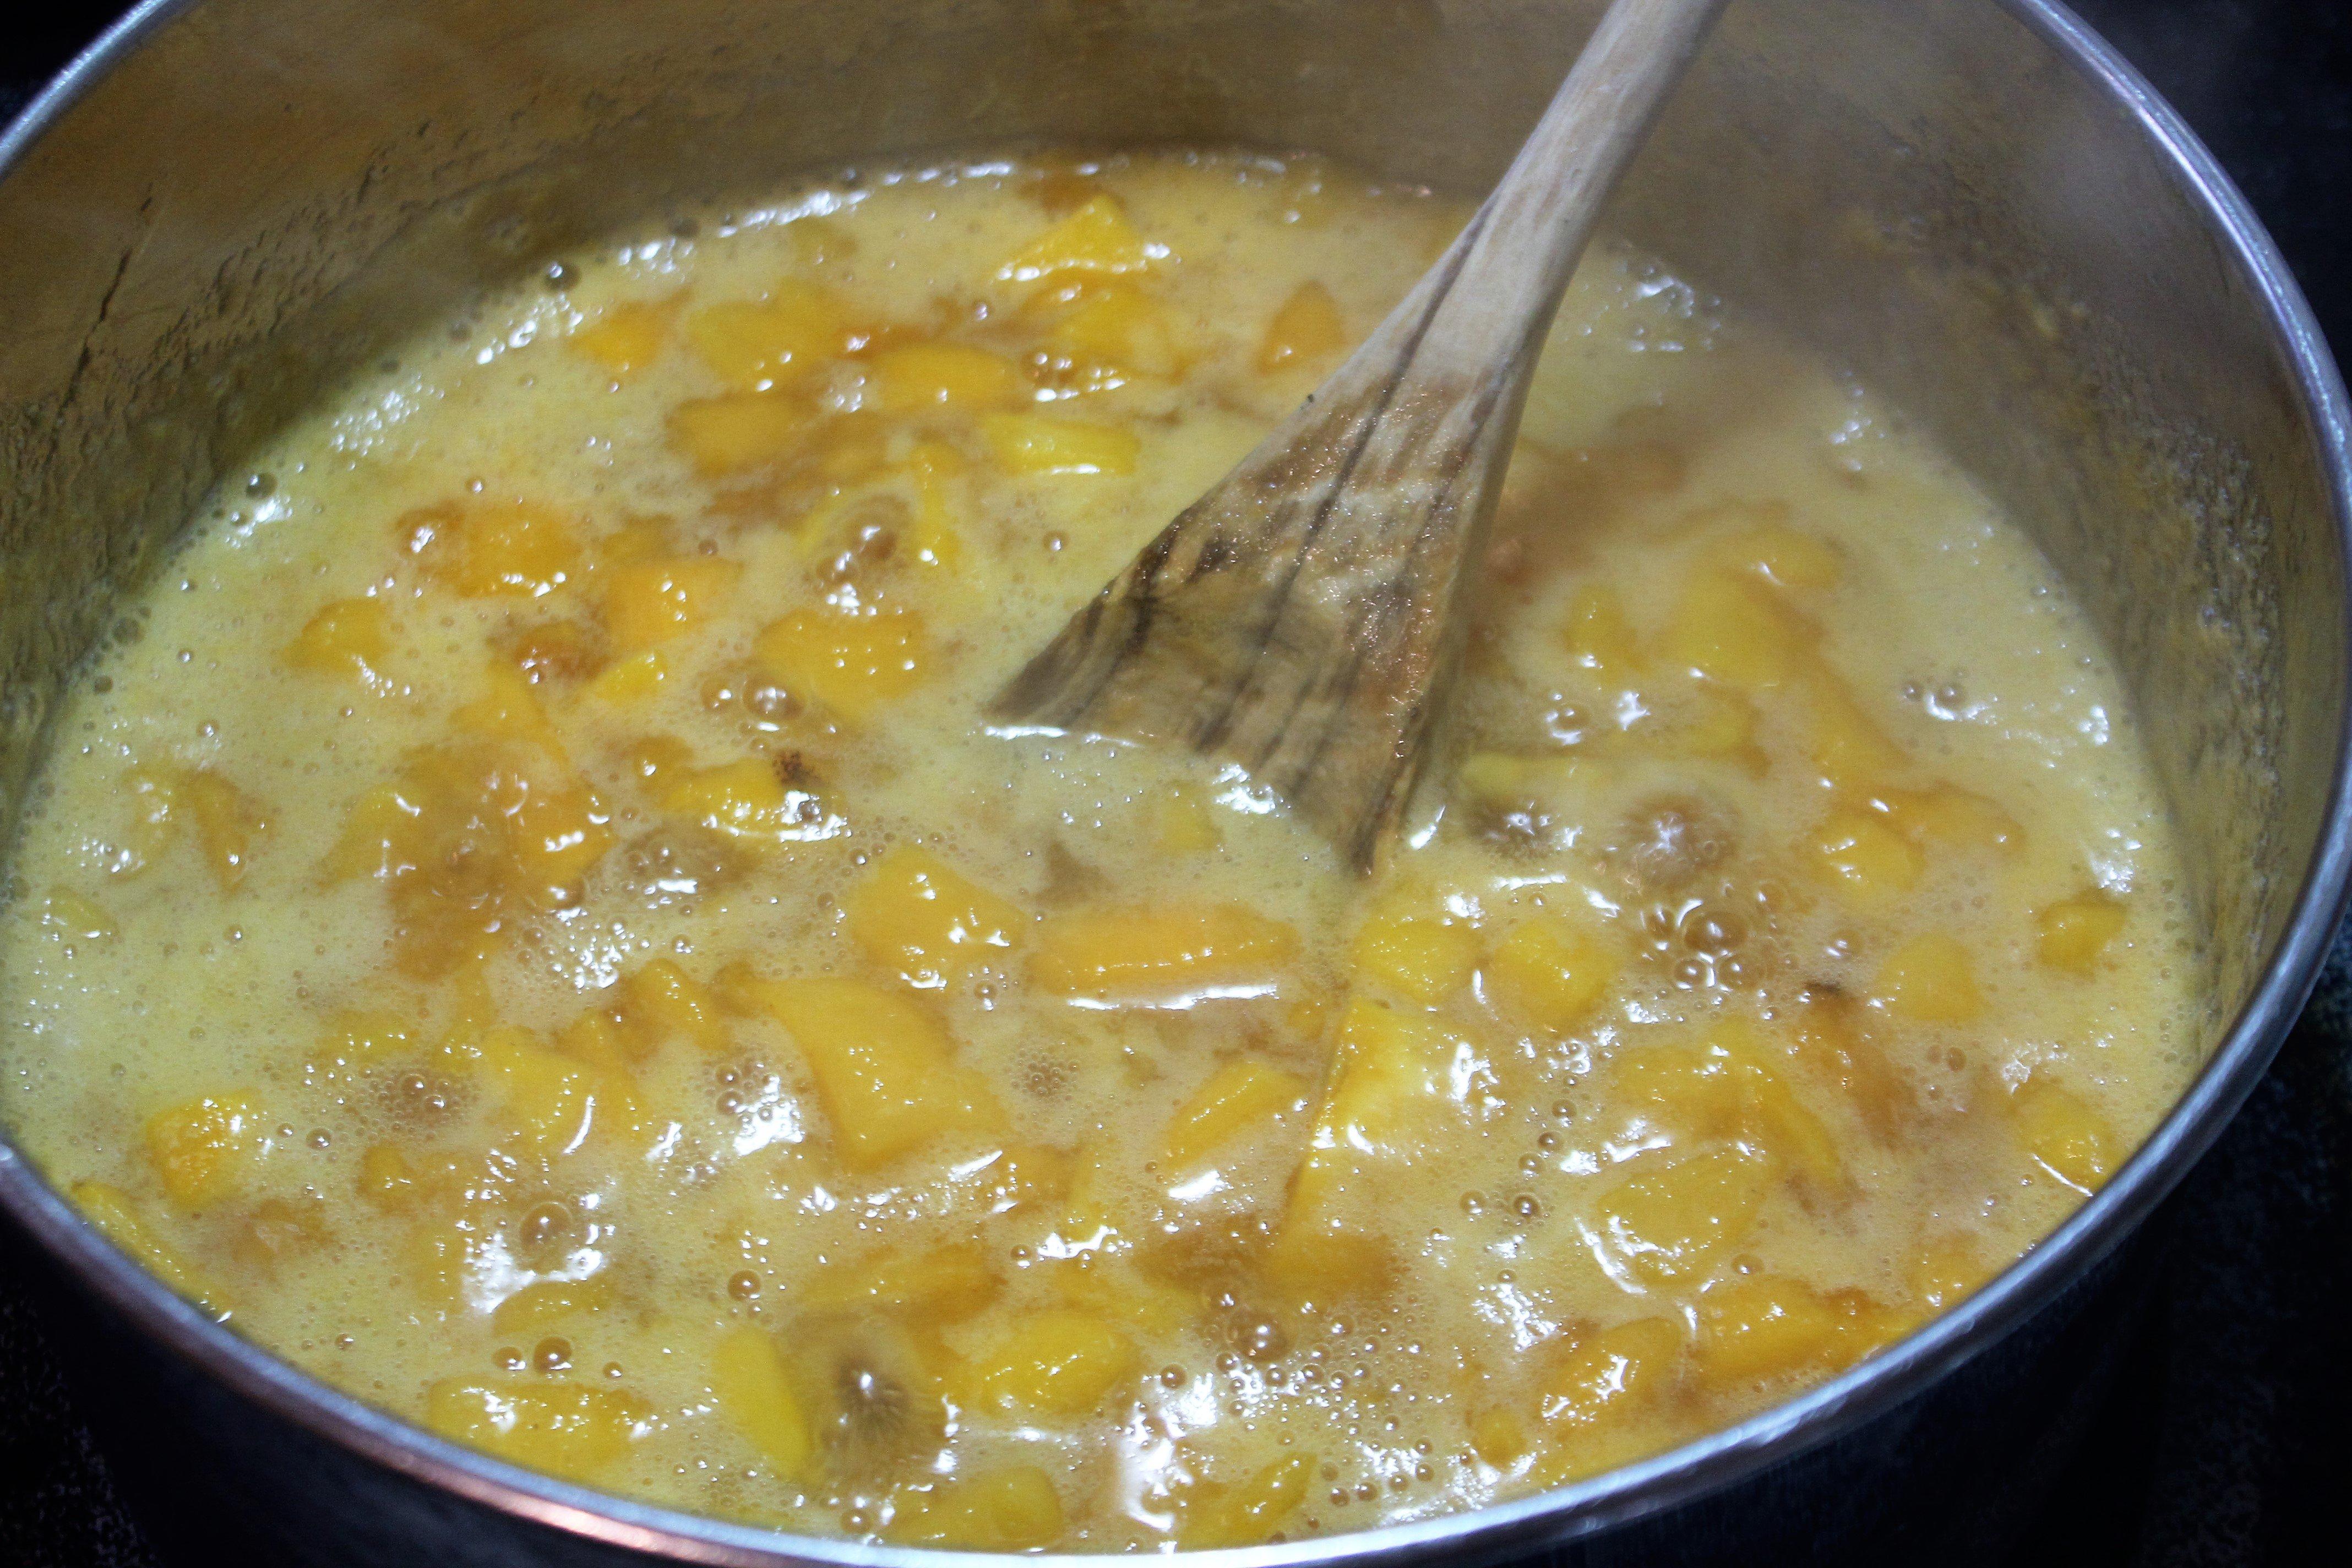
[{"left": 990, "top": 0, "right": 1730, "bottom": 871}]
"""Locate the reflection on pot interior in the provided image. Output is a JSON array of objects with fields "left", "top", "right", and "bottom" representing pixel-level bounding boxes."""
[{"left": 0, "top": 152, "right": 2199, "bottom": 1550}]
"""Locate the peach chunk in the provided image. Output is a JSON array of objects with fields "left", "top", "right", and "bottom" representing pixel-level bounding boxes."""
[
  {"left": 1561, "top": 583, "right": 1643, "bottom": 673},
  {"left": 803, "top": 1239, "right": 1003, "bottom": 1320},
  {"left": 1351, "top": 904, "right": 1479, "bottom": 1005},
  {"left": 1705, "top": 519, "right": 1841, "bottom": 591},
  {"left": 660, "top": 759, "right": 836, "bottom": 848},
  {"left": 2010, "top": 1079, "right": 2117, "bottom": 1193},
  {"left": 1525, "top": 1316, "right": 1685, "bottom": 1485},
  {"left": 1050, "top": 281, "right": 1187, "bottom": 379},
  {"left": 888, "top": 1466, "right": 1067, "bottom": 1551},
  {"left": 569, "top": 300, "right": 673, "bottom": 378},
  {"left": 1663, "top": 570, "right": 1812, "bottom": 687},
  {"left": 1694, "top": 1275, "right": 1884, "bottom": 1386},
  {"left": 667, "top": 393, "right": 813, "bottom": 476},
  {"left": 423, "top": 1378, "right": 652, "bottom": 1482},
  {"left": 1809, "top": 807, "right": 1923, "bottom": 901},
  {"left": 617, "top": 957, "right": 730, "bottom": 1054},
  {"left": 2037, "top": 890, "right": 2127, "bottom": 974},
  {"left": 1160, "top": 1059, "right": 1313, "bottom": 1172},
  {"left": 685, "top": 282, "right": 856, "bottom": 390},
  {"left": 982, "top": 412, "right": 1140, "bottom": 476},
  {"left": 1588, "top": 1145, "right": 1770, "bottom": 1287},
  {"left": 739, "top": 976, "right": 1004, "bottom": 1168},
  {"left": 967, "top": 1308, "right": 1140, "bottom": 1417},
  {"left": 867, "top": 341, "right": 1028, "bottom": 413},
  {"left": 845, "top": 845, "right": 1026, "bottom": 988},
  {"left": 145, "top": 1093, "right": 262, "bottom": 1207},
  {"left": 1875, "top": 783, "right": 2024, "bottom": 855},
  {"left": 399, "top": 499, "right": 579, "bottom": 598},
  {"left": 282, "top": 597, "right": 392, "bottom": 685},
  {"left": 1870, "top": 933, "right": 1984, "bottom": 1023},
  {"left": 1030, "top": 903, "right": 1298, "bottom": 1005},
  {"left": 40, "top": 886, "right": 117, "bottom": 943},
  {"left": 600, "top": 556, "right": 742, "bottom": 653},
  {"left": 1174, "top": 1453, "right": 1317, "bottom": 1548},
  {"left": 998, "top": 194, "right": 1157, "bottom": 282},
  {"left": 712, "top": 1326, "right": 816, "bottom": 1482},
  {"left": 72, "top": 1181, "right": 225, "bottom": 1313},
  {"left": 752, "top": 602, "right": 928, "bottom": 723},
  {"left": 1257, "top": 280, "right": 1347, "bottom": 373},
  {"left": 180, "top": 767, "right": 270, "bottom": 892},
  {"left": 1489, "top": 913, "right": 1621, "bottom": 1032}
]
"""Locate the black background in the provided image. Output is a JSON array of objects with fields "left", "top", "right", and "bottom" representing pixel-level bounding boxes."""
[{"left": 3, "top": 2, "right": 2350, "bottom": 1565}]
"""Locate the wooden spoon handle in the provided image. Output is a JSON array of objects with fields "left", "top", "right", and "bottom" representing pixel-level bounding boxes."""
[{"left": 1409, "top": 0, "right": 1729, "bottom": 382}]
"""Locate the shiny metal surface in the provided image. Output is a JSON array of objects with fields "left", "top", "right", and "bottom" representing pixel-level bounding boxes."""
[{"left": 0, "top": 1, "right": 2345, "bottom": 1564}]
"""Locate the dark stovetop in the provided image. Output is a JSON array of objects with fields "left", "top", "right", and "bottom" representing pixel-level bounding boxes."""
[{"left": 4, "top": 2, "right": 2351, "bottom": 1565}]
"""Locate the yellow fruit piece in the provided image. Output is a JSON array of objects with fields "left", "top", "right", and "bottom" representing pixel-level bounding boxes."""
[
  {"left": 982, "top": 411, "right": 1140, "bottom": 476},
  {"left": 1351, "top": 907, "right": 1479, "bottom": 1005},
  {"left": 868, "top": 341, "right": 1028, "bottom": 413},
  {"left": 144, "top": 1093, "right": 262, "bottom": 1207},
  {"left": 712, "top": 1325, "right": 816, "bottom": 1482},
  {"left": 1562, "top": 583, "right": 1643, "bottom": 673},
  {"left": 1257, "top": 280, "right": 1347, "bottom": 373},
  {"left": 1589, "top": 1145, "right": 1769, "bottom": 1286},
  {"left": 1668, "top": 685, "right": 1762, "bottom": 764},
  {"left": 569, "top": 299, "right": 673, "bottom": 378},
  {"left": 356, "top": 1144, "right": 421, "bottom": 1210},
  {"left": 666, "top": 393, "right": 812, "bottom": 477},
  {"left": 660, "top": 759, "right": 836, "bottom": 847},
  {"left": 1161, "top": 1059, "right": 1312, "bottom": 1172},
  {"left": 1151, "top": 782, "right": 1220, "bottom": 854},
  {"left": 888, "top": 1466, "right": 1067, "bottom": 1552},
  {"left": 1469, "top": 1406, "right": 1533, "bottom": 1469},
  {"left": 1693, "top": 1275, "right": 1860, "bottom": 1385},
  {"left": 1050, "top": 281, "right": 1188, "bottom": 380},
  {"left": 1802, "top": 671, "right": 1908, "bottom": 790},
  {"left": 740, "top": 975, "right": 1005, "bottom": 1168},
  {"left": 507, "top": 785, "right": 617, "bottom": 894},
  {"left": 581, "top": 649, "right": 668, "bottom": 705},
  {"left": 753, "top": 602, "right": 928, "bottom": 722},
  {"left": 803, "top": 1239, "right": 1002, "bottom": 1319},
  {"left": 477, "top": 1027, "right": 598, "bottom": 1154},
  {"left": 1030, "top": 903, "right": 1298, "bottom": 1005},
  {"left": 1905, "top": 1234, "right": 1992, "bottom": 1313},
  {"left": 844, "top": 845, "right": 1026, "bottom": 988},
  {"left": 1809, "top": 807, "right": 1923, "bottom": 900},
  {"left": 2011, "top": 1079, "right": 2117, "bottom": 1193},
  {"left": 1706, "top": 520, "right": 1841, "bottom": 590},
  {"left": 491, "top": 1277, "right": 613, "bottom": 1338},
  {"left": 452, "top": 661, "right": 571, "bottom": 761},
  {"left": 1538, "top": 1316, "right": 1684, "bottom": 1430},
  {"left": 400, "top": 499, "right": 580, "bottom": 599},
  {"left": 1664, "top": 569, "right": 1813, "bottom": 687},
  {"left": 113, "top": 765, "right": 181, "bottom": 876},
  {"left": 618, "top": 958, "right": 730, "bottom": 1054},
  {"left": 685, "top": 282, "right": 854, "bottom": 390},
  {"left": 40, "top": 886, "right": 117, "bottom": 942},
  {"left": 1052, "top": 1256, "right": 1197, "bottom": 1337},
  {"left": 1729, "top": 1046, "right": 1848, "bottom": 1194},
  {"left": 1490, "top": 913, "right": 1621, "bottom": 1032},
  {"left": 423, "top": 1377, "right": 651, "bottom": 1482},
  {"left": 1871, "top": 934, "right": 1984, "bottom": 1023},
  {"left": 968, "top": 1308, "right": 1140, "bottom": 1416},
  {"left": 2037, "top": 890, "right": 2127, "bottom": 974},
  {"left": 998, "top": 194, "right": 1157, "bottom": 282},
  {"left": 600, "top": 556, "right": 742, "bottom": 653},
  {"left": 1175, "top": 1453, "right": 1317, "bottom": 1548},
  {"left": 283, "top": 597, "right": 392, "bottom": 684},
  {"left": 179, "top": 767, "right": 269, "bottom": 892},
  {"left": 1875, "top": 783, "right": 2024, "bottom": 855},
  {"left": 71, "top": 1181, "right": 225, "bottom": 1313}
]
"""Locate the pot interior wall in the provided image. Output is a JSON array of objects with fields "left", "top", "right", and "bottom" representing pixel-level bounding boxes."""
[{"left": 0, "top": 0, "right": 2338, "bottom": 1076}]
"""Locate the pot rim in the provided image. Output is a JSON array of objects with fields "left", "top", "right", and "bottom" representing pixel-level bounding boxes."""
[{"left": 3, "top": 1, "right": 2349, "bottom": 1563}]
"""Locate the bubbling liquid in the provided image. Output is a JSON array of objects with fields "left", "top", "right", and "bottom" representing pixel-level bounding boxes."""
[{"left": 0, "top": 151, "right": 2198, "bottom": 1549}]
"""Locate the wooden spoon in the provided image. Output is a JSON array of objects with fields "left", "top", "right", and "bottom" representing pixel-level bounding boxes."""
[{"left": 990, "top": 0, "right": 1729, "bottom": 870}]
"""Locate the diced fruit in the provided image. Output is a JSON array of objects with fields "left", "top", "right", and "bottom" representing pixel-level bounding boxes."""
[
  {"left": 1694, "top": 1275, "right": 1866, "bottom": 1385},
  {"left": 868, "top": 341, "right": 1027, "bottom": 413},
  {"left": 501, "top": 618, "right": 606, "bottom": 686},
  {"left": 1802, "top": 671, "right": 1908, "bottom": 790},
  {"left": 888, "top": 1466, "right": 1067, "bottom": 1551},
  {"left": 582, "top": 649, "right": 667, "bottom": 705},
  {"left": 1663, "top": 570, "right": 1812, "bottom": 687},
  {"left": 1790, "top": 984, "right": 1911, "bottom": 1135},
  {"left": 667, "top": 393, "right": 812, "bottom": 476},
  {"left": 1706, "top": 520, "right": 1841, "bottom": 590},
  {"left": 803, "top": 1239, "right": 1002, "bottom": 1319},
  {"left": 1562, "top": 583, "right": 1643, "bottom": 673},
  {"left": 1589, "top": 1145, "right": 1769, "bottom": 1286},
  {"left": 967, "top": 1308, "right": 1140, "bottom": 1416},
  {"left": 2010, "top": 1079, "right": 2116, "bottom": 1193},
  {"left": 40, "top": 886, "right": 117, "bottom": 942},
  {"left": 1667, "top": 684, "right": 1762, "bottom": 765},
  {"left": 1049, "top": 281, "right": 1187, "bottom": 379},
  {"left": 144, "top": 1093, "right": 262, "bottom": 1207},
  {"left": 685, "top": 283, "right": 855, "bottom": 390},
  {"left": 283, "top": 597, "right": 392, "bottom": 684},
  {"left": 1489, "top": 914, "right": 1620, "bottom": 1031},
  {"left": 600, "top": 557, "right": 741, "bottom": 652},
  {"left": 180, "top": 768, "right": 269, "bottom": 892},
  {"left": 998, "top": 194, "right": 1157, "bottom": 282},
  {"left": 71, "top": 1181, "right": 225, "bottom": 1313},
  {"left": 1870, "top": 934, "right": 1984, "bottom": 1023},
  {"left": 113, "top": 765, "right": 180, "bottom": 876},
  {"left": 618, "top": 958, "right": 730, "bottom": 1054},
  {"left": 1174, "top": 1453, "right": 1316, "bottom": 1548},
  {"left": 712, "top": 1325, "right": 816, "bottom": 1480},
  {"left": 1809, "top": 807, "right": 1923, "bottom": 900},
  {"left": 738, "top": 975, "right": 1005, "bottom": 1168},
  {"left": 569, "top": 300, "right": 673, "bottom": 378},
  {"left": 1257, "top": 280, "right": 1347, "bottom": 373},
  {"left": 423, "top": 1377, "right": 651, "bottom": 1482},
  {"left": 399, "top": 499, "right": 579, "bottom": 599},
  {"left": 660, "top": 759, "right": 836, "bottom": 847},
  {"left": 752, "top": 602, "right": 928, "bottom": 722},
  {"left": 1161, "top": 1058, "right": 1311, "bottom": 1171},
  {"left": 2037, "top": 891, "right": 2126, "bottom": 974},
  {"left": 1351, "top": 905, "right": 1479, "bottom": 1005},
  {"left": 1538, "top": 1316, "right": 1683, "bottom": 1429},
  {"left": 491, "top": 1277, "right": 613, "bottom": 1338},
  {"left": 843, "top": 845, "right": 1026, "bottom": 988},
  {"left": 476, "top": 1026, "right": 600, "bottom": 1154},
  {"left": 1906, "top": 1234, "right": 1992, "bottom": 1313},
  {"left": 1874, "top": 783, "right": 2024, "bottom": 855},
  {"left": 1729, "top": 1044, "right": 1848, "bottom": 1194},
  {"left": 1470, "top": 1406, "right": 1533, "bottom": 1469},
  {"left": 982, "top": 412, "right": 1139, "bottom": 476},
  {"left": 357, "top": 1144, "right": 422, "bottom": 1210},
  {"left": 1151, "top": 782, "right": 1220, "bottom": 854},
  {"left": 1031, "top": 903, "right": 1298, "bottom": 1005}
]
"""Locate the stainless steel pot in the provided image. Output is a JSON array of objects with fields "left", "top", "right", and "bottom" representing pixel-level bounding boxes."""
[{"left": 1, "top": 1, "right": 2346, "bottom": 1564}]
